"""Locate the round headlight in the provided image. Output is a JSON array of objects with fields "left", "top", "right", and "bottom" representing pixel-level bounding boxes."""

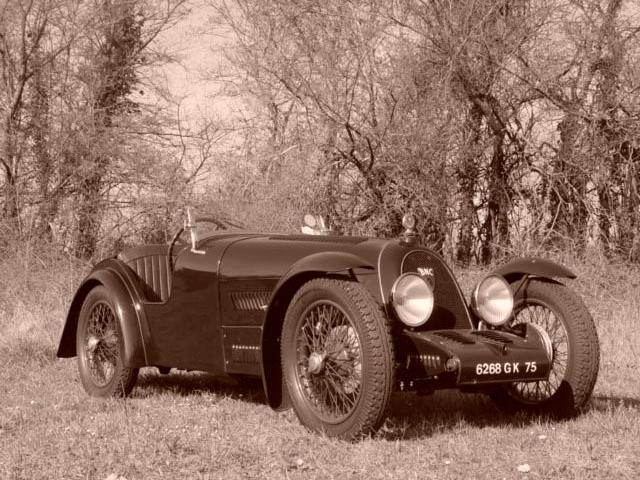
[
  {"left": 391, "top": 273, "right": 434, "bottom": 327},
  {"left": 471, "top": 275, "right": 514, "bottom": 326}
]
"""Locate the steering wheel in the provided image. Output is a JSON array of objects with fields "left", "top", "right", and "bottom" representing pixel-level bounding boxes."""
[{"left": 168, "top": 216, "right": 244, "bottom": 270}]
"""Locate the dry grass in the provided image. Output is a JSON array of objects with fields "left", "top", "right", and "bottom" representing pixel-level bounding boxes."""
[{"left": 1, "top": 243, "right": 639, "bottom": 479}]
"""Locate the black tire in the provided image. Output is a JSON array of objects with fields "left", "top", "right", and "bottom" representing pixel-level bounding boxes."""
[
  {"left": 76, "top": 286, "right": 138, "bottom": 397},
  {"left": 281, "top": 279, "right": 394, "bottom": 439},
  {"left": 490, "top": 279, "right": 599, "bottom": 417}
]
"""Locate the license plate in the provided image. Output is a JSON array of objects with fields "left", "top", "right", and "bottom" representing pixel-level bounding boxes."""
[{"left": 474, "top": 361, "right": 539, "bottom": 376}]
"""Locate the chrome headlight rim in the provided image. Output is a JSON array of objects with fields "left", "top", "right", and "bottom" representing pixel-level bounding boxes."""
[
  {"left": 471, "top": 274, "right": 514, "bottom": 327},
  {"left": 391, "top": 272, "right": 435, "bottom": 328}
]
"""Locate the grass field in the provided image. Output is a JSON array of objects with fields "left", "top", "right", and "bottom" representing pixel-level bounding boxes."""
[{"left": 1, "top": 244, "right": 639, "bottom": 479}]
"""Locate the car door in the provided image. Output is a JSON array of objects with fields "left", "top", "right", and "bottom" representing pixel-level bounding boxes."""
[{"left": 143, "top": 243, "right": 226, "bottom": 372}]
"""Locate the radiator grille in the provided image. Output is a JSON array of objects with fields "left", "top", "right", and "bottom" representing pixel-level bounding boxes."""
[{"left": 402, "top": 250, "right": 472, "bottom": 329}]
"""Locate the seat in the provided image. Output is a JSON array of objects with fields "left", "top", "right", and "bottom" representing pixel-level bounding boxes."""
[{"left": 117, "top": 244, "right": 173, "bottom": 302}]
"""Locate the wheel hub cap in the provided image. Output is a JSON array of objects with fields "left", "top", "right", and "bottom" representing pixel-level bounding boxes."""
[
  {"left": 308, "top": 352, "right": 325, "bottom": 374},
  {"left": 87, "top": 335, "right": 99, "bottom": 352},
  {"left": 529, "top": 322, "right": 553, "bottom": 362}
]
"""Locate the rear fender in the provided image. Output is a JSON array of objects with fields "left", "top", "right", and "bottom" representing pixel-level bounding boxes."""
[
  {"left": 56, "top": 260, "right": 149, "bottom": 367},
  {"left": 260, "top": 251, "right": 375, "bottom": 410}
]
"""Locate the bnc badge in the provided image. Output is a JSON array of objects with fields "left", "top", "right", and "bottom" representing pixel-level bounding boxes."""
[{"left": 417, "top": 267, "right": 435, "bottom": 290}]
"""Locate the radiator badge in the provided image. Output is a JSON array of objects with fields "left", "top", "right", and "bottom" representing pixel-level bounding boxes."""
[{"left": 417, "top": 267, "right": 435, "bottom": 289}]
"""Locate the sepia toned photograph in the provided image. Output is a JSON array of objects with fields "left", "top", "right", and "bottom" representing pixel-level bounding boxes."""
[{"left": 1, "top": 1, "right": 639, "bottom": 478}]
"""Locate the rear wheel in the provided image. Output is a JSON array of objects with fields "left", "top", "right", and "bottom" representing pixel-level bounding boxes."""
[
  {"left": 281, "top": 279, "right": 394, "bottom": 439},
  {"left": 76, "top": 286, "right": 138, "bottom": 397},
  {"left": 490, "top": 279, "right": 599, "bottom": 416}
]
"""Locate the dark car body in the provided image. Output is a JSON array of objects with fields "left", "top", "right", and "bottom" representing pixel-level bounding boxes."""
[
  {"left": 58, "top": 214, "right": 600, "bottom": 439},
  {"left": 59, "top": 229, "right": 569, "bottom": 402}
]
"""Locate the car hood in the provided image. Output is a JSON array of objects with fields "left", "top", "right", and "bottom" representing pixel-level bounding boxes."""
[{"left": 208, "top": 232, "right": 389, "bottom": 279}]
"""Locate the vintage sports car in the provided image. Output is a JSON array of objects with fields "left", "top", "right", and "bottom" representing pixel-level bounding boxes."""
[{"left": 57, "top": 211, "right": 600, "bottom": 439}]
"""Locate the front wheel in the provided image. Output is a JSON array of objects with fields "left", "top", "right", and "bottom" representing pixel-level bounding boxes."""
[
  {"left": 490, "top": 279, "right": 599, "bottom": 417},
  {"left": 281, "top": 279, "right": 394, "bottom": 439},
  {"left": 76, "top": 286, "right": 138, "bottom": 397}
]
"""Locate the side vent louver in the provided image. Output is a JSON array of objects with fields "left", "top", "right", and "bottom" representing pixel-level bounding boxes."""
[{"left": 231, "top": 291, "right": 271, "bottom": 311}]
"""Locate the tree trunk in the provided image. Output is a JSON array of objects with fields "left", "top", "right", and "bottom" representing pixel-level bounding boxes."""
[
  {"left": 72, "top": 1, "right": 143, "bottom": 258},
  {"left": 2, "top": 171, "right": 19, "bottom": 225},
  {"left": 481, "top": 133, "right": 509, "bottom": 264},
  {"left": 31, "top": 59, "right": 59, "bottom": 241},
  {"left": 2, "top": 117, "right": 20, "bottom": 227},
  {"left": 456, "top": 106, "right": 482, "bottom": 265},
  {"left": 548, "top": 115, "right": 589, "bottom": 250},
  {"left": 74, "top": 169, "right": 104, "bottom": 259}
]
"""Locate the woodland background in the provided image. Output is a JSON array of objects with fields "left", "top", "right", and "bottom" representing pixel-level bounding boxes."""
[
  {"left": 1, "top": 0, "right": 640, "bottom": 264},
  {"left": 2, "top": 2, "right": 639, "bottom": 478}
]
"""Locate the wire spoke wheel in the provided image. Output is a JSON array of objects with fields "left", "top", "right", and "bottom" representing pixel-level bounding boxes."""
[
  {"left": 489, "top": 279, "right": 599, "bottom": 417},
  {"left": 83, "top": 301, "right": 119, "bottom": 387},
  {"left": 295, "top": 301, "right": 363, "bottom": 423},
  {"left": 281, "top": 279, "right": 394, "bottom": 439},
  {"left": 508, "top": 302, "right": 568, "bottom": 404},
  {"left": 76, "top": 286, "right": 138, "bottom": 397}
]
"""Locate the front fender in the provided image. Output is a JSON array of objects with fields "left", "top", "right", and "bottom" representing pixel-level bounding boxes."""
[
  {"left": 272, "top": 251, "right": 375, "bottom": 295},
  {"left": 56, "top": 260, "right": 149, "bottom": 367},
  {"left": 261, "top": 251, "right": 376, "bottom": 410},
  {"left": 493, "top": 257, "right": 576, "bottom": 283}
]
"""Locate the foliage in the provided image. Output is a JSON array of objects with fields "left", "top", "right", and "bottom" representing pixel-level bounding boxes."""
[
  {"left": 208, "top": 0, "right": 640, "bottom": 264},
  {"left": 0, "top": 0, "right": 193, "bottom": 259},
  {"left": 2, "top": 0, "right": 640, "bottom": 264}
]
